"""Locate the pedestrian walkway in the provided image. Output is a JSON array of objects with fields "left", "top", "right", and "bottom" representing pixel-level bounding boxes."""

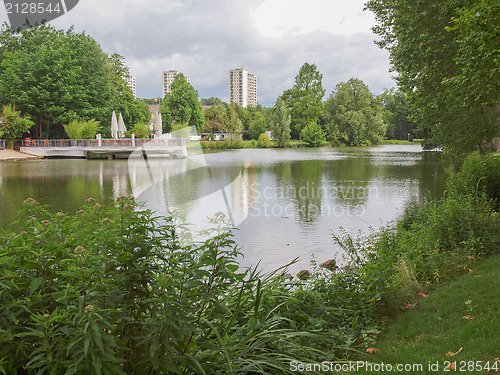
[{"left": 0, "top": 149, "right": 41, "bottom": 161}]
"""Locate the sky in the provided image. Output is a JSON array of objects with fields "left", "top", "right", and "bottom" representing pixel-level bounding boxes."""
[{"left": 0, "top": 0, "right": 395, "bottom": 106}]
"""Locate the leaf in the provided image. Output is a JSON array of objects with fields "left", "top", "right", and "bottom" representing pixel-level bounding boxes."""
[
  {"left": 446, "top": 347, "right": 463, "bottom": 357},
  {"left": 462, "top": 315, "right": 476, "bottom": 320},
  {"left": 29, "top": 278, "right": 44, "bottom": 294}
]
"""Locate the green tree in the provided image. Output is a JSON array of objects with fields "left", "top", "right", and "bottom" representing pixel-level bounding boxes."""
[
  {"left": 377, "top": 89, "right": 417, "bottom": 140},
  {"left": 365, "top": 0, "right": 499, "bottom": 163},
  {"left": 269, "top": 99, "right": 291, "bottom": 147},
  {"left": 203, "top": 106, "right": 225, "bottom": 133},
  {"left": 0, "top": 25, "right": 149, "bottom": 140},
  {"left": 104, "top": 54, "right": 151, "bottom": 138},
  {"left": 160, "top": 73, "right": 205, "bottom": 134},
  {"left": 0, "top": 105, "right": 34, "bottom": 147},
  {"left": 223, "top": 103, "right": 243, "bottom": 138},
  {"left": 301, "top": 120, "right": 326, "bottom": 147},
  {"left": 201, "top": 97, "right": 224, "bottom": 107},
  {"left": 248, "top": 112, "right": 268, "bottom": 140},
  {"left": 325, "top": 78, "right": 386, "bottom": 146},
  {"left": 0, "top": 25, "right": 109, "bottom": 138},
  {"left": 281, "top": 63, "right": 325, "bottom": 139}
]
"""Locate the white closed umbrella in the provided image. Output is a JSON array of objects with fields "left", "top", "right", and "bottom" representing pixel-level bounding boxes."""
[
  {"left": 118, "top": 113, "right": 127, "bottom": 138},
  {"left": 154, "top": 113, "right": 162, "bottom": 139},
  {"left": 111, "top": 111, "right": 118, "bottom": 140}
]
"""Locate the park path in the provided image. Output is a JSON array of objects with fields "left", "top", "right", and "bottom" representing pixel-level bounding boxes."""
[{"left": 0, "top": 149, "right": 41, "bottom": 161}]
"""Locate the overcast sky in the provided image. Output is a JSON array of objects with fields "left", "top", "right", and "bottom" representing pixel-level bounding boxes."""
[{"left": 0, "top": 0, "right": 395, "bottom": 106}]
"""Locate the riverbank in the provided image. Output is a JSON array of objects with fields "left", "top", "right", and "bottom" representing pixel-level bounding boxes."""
[
  {"left": 198, "top": 139, "right": 421, "bottom": 150},
  {"left": 0, "top": 149, "right": 42, "bottom": 161}
]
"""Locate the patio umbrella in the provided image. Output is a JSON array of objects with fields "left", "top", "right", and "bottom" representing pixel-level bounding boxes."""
[
  {"left": 118, "top": 113, "right": 127, "bottom": 138},
  {"left": 110, "top": 111, "right": 118, "bottom": 140},
  {"left": 154, "top": 113, "right": 162, "bottom": 138}
]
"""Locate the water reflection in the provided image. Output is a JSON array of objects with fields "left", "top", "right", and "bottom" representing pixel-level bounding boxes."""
[{"left": 0, "top": 145, "right": 446, "bottom": 273}]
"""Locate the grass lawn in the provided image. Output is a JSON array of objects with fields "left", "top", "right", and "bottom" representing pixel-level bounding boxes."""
[{"left": 347, "top": 255, "right": 500, "bottom": 374}]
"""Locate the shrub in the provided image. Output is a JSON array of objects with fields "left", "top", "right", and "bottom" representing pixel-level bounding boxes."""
[
  {"left": 64, "top": 119, "right": 100, "bottom": 139},
  {"left": 301, "top": 121, "right": 326, "bottom": 147},
  {"left": 0, "top": 198, "right": 357, "bottom": 374},
  {"left": 446, "top": 153, "right": 500, "bottom": 206},
  {"left": 128, "top": 122, "right": 151, "bottom": 138},
  {"left": 257, "top": 133, "right": 270, "bottom": 148}
]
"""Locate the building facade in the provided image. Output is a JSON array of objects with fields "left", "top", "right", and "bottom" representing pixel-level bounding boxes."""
[
  {"left": 127, "top": 76, "right": 136, "bottom": 98},
  {"left": 229, "top": 69, "right": 257, "bottom": 107},
  {"left": 162, "top": 70, "right": 190, "bottom": 98}
]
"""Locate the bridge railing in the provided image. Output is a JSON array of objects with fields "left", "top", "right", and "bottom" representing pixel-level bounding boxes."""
[{"left": 22, "top": 138, "right": 186, "bottom": 148}]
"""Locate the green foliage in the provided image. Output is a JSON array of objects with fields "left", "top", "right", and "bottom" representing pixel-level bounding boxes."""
[
  {"left": 0, "top": 105, "right": 34, "bottom": 147},
  {"left": 248, "top": 112, "right": 268, "bottom": 140},
  {"left": 126, "top": 123, "right": 151, "bottom": 139},
  {"left": 301, "top": 121, "right": 326, "bottom": 147},
  {"left": 325, "top": 78, "right": 386, "bottom": 146},
  {"left": 281, "top": 63, "right": 325, "bottom": 139},
  {"left": 377, "top": 89, "right": 417, "bottom": 140},
  {"left": 160, "top": 73, "right": 205, "bottom": 134},
  {"left": 330, "top": 155, "right": 500, "bottom": 315},
  {"left": 200, "top": 140, "right": 243, "bottom": 150},
  {"left": 0, "top": 25, "right": 149, "bottom": 139},
  {"left": 0, "top": 198, "right": 369, "bottom": 374},
  {"left": 446, "top": 153, "right": 500, "bottom": 206},
  {"left": 269, "top": 99, "right": 291, "bottom": 148},
  {"left": 203, "top": 106, "right": 225, "bottom": 133},
  {"left": 223, "top": 103, "right": 243, "bottom": 136},
  {"left": 63, "top": 119, "right": 100, "bottom": 140},
  {"left": 365, "top": 0, "right": 500, "bottom": 163},
  {"left": 257, "top": 133, "right": 271, "bottom": 148},
  {"left": 200, "top": 97, "right": 224, "bottom": 107}
]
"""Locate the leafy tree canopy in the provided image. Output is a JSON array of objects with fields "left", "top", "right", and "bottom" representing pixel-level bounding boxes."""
[
  {"left": 281, "top": 63, "right": 325, "bottom": 139},
  {"left": 365, "top": 0, "right": 500, "bottom": 162},
  {"left": 160, "top": 73, "right": 205, "bottom": 134},
  {"left": 325, "top": 78, "right": 386, "bottom": 146},
  {"left": 269, "top": 99, "right": 291, "bottom": 147},
  {"left": 377, "top": 89, "right": 417, "bottom": 140},
  {"left": 0, "top": 24, "right": 150, "bottom": 139},
  {"left": 301, "top": 120, "right": 326, "bottom": 147},
  {"left": 0, "top": 104, "right": 34, "bottom": 147}
]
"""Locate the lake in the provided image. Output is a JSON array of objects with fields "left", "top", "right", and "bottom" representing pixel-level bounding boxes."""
[{"left": 0, "top": 144, "right": 446, "bottom": 273}]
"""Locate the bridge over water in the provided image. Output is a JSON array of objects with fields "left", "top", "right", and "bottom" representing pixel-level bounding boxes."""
[{"left": 20, "top": 138, "right": 188, "bottom": 159}]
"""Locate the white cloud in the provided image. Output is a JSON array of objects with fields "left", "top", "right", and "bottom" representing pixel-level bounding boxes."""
[{"left": 251, "top": 0, "right": 375, "bottom": 38}]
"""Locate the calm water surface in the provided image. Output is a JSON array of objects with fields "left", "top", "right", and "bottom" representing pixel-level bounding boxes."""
[{"left": 0, "top": 145, "right": 446, "bottom": 273}]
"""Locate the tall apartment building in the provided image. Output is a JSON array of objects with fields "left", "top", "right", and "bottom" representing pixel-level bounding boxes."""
[
  {"left": 162, "top": 70, "right": 190, "bottom": 97},
  {"left": 229, "top": 69, "right": 257, "bottom": 107},
  {"left": 127, "top": 76, "right": 136, "bottom": 98}
]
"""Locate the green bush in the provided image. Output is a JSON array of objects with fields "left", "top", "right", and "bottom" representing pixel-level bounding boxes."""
[
  {"left": 64, "top": 119, "right": 101, "bottom": 139},
  {"left": 330, "top": 191, "right": 500, "bottom": 316},
  {"left": 126, "top": 122, "right": 151, "bottom": 138},
  {"left": 200, "top": 140, "right": 242, "bottom": 150},
  {"left": 446, "top": 153, "right": 500, "bottom": 206},
  {"left": 301, "top": 121, "right": 326, "bottom": 147},
  {"left": 257, "top": 133, "right": 270, "bottom": 148},
  {"left": 0, "top": 198, "right": 360, "bottom": 374}
]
